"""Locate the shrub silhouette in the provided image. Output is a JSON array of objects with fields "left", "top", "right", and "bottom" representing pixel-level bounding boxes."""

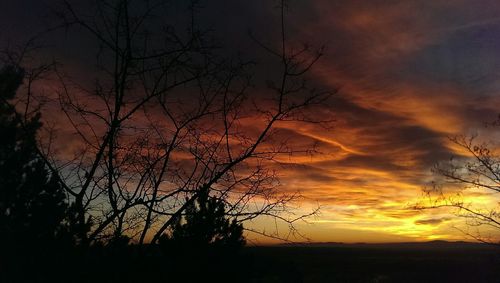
[
  {"left": 161, "top": 187, "right": 245, "bottom": 248},
  {"left": 159, "top": 187, "right": 247, "bottom": 282}
]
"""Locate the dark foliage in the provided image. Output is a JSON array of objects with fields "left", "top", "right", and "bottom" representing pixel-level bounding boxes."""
[
  {"left": 0, "top": 65, "right": 75, "bottom": 282},
  {"left": 161, "top": 187, "right": 245, "bottom": 248},
  {"left": 0, "top": 65, "right": 70, "bottom": 240},
  {"left": 159, "top": 187, "right": 247, "bottom": 282}
]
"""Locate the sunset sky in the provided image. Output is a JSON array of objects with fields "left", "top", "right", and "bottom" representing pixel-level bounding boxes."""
[{"left": 2, "top": 0, "right": 500, "bottom": 244}]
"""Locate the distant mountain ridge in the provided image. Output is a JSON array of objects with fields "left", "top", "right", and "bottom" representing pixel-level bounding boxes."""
[{"left": 273, "top": 240, "right": 500, "bottom": 250}]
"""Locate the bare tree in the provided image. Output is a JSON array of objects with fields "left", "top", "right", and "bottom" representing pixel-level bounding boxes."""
[
  {"left": 14, "top": 0, "right": 332, "bottom": 245},
  {"left": 417, "top": 132, "right": 500, "bottom": 245}
]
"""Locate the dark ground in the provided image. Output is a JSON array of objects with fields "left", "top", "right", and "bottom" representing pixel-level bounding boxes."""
[
  {"left": 245, "top": 241, "right": 500, "bottom": 283},
  {"left": 2, "top": 241, "right": 499, "bottom": 282}
]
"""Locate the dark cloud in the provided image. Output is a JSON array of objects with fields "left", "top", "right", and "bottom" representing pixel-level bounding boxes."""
[{"left": 415, "top": 218, "right": 451, "bottom": 225}]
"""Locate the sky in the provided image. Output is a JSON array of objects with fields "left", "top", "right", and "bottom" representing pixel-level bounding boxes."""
[{"left": 2, "top": 0, "right": 500, "bottom": 243}]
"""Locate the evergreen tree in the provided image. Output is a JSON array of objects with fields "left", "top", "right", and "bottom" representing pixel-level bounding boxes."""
[
  {"left": 159, "top": 187, "right": 246, "bottom": 281},
  {"left": 162, "top": 187, "right": 245, "bottom": 249},
  {"left": 0, "top": 65, "right": 69, "bottom": 248}
]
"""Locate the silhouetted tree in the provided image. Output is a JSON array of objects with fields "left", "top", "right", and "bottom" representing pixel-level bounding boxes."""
[
  {"left": 0, "top": 65, "right": 69, "bottom": 244},
  {"left": 159, "top": 187, "right": 247, "bottom": 282},
  {"left": 161, "top": 187, "right": 245, "bottom": 248},
  {"left": 0, "top": 64, "right": 80, "bottom": 281},
  {"left": 418, "top": 132, "right": 500, "bottom": 245},
  {"left": 24, "top": 0, "right": 330, "bottom": 245}
]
